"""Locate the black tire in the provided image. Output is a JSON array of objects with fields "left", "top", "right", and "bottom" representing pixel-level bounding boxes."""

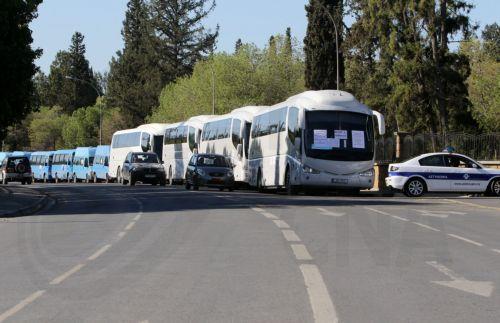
[
  {"left": 159, "top": 180, "right": 166, "bottom": 187},
  {"left": 128, "top": 176, "right": 135, "bottom": 186},
  {"left": 27, "top": 178, "right": 33, "bottom": 185},
  {"left": 404, "top": 178, "right": 426, "bottom": 197},
  {"left": 185, "top": 181, "right": 191, "bottom": 190},
  {"left": 284, "top": 168, "right": 297, "bottom": 195},
  {"left": 193, "top": 186, "right": 199, "bottom": 191},
  {"left": 21, "top": 180, "right": 26, "bottom": 185},
  {"left": 219, "top": 187, "right": 224, "bottom": 191},
  {"left": 489, "top": 178, "right": 500, "bottom": 197},
  {"left": 257, "top": 169, "right": 265, "bottom": 193},
  {"left": 2, "top": 177, "right": 8, "bottom": 185}
]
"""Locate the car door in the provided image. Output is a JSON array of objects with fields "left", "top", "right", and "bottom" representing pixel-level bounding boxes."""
[
  {"left": 123, "top": 153, "right": 132, "bottom": 180},
  {"left": 444, "top": 155, "right": 484, "bottom": 192},
  {"left": 186, "top": 156, "right": 196, "bottom": 182},
  {"left": 418, "top": 155, "right": 450, "bottom": 191}
]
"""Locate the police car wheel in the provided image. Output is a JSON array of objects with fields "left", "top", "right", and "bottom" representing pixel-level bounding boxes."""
[
  {"left": 490, "top": 179, "right": 500, "bottom": 197},
  {"left": 404, "top": 178, "right": 425, "bottom": 197}
]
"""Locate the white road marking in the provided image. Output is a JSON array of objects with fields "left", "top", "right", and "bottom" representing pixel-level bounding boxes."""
[
  {"left": 391, "top": 215, "right": 410, "bottom": 222},
  {"left": 251, "top": 207, "right": 265, "bottom": 213},
  {"left": 138, "top": 321, "right": 149, "bottom": 323},
  {"left": 364, "top": 207, "right": 391, "bottom": 216},
  {"left": 273, "top": 220, "right": 290, "bottom": 229},
  {"left": 427, "top": 261, "right": 494, "bottom": 297},
  {"left": 261, "top": 212, "right": 279, "bottom": 220},
  {"left": 447, "top": 234, "right": 483, "bottom": 247},
  {"left": 492, "top": 249, "right": 500, "bottom": 254},
  {"left": 412, "top": 222, "right": 440, "bottom": 232},
  {"left": 300, "top": 264, "right": 339, "bottom": 323},
  {"left": 117, "top": 231, "right": 127, "bottom": 239},
  {"left": 133, "top": 214, "right": 142, "bottom": 221},
  {"left": 125, "top": 221, "right": 136, "bottom": 231},
  {"left": 443, "top": 199, "right": 500, "bottom": 212},
  {"left": 316, "top": 207, "right": 345, "bottom": 217},
  {"left": 50, "top": 264, "right": 85, "bottom": 285},
  {"left": 291, "top": 244, "right": 313, "bottom": 260},
  {"left": 282, "top": 230, "right": 301, "bottom": 242},
  {"left": 87, "top": 244, "right": 112, "bottom": 261},
  {"left": 0, "top": 290, "right": 46, "bottom": 323}
]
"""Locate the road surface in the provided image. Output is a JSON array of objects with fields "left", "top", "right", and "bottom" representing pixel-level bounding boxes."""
[{"left": 1, "top": 184, "right": 499, "bottom": 322}]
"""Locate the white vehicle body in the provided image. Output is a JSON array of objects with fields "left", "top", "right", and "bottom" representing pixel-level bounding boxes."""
[
  {"left": 163, "top": 116, "right": 215, "bottom": 182},
  {"left": 385, "top": 152, "right": 500, "bottom": 195},
  {"left": 248, "top": 90, "right": 386, "bottom": 190},
  {"left": 109, "top": 123, "right": 170, "bottom": 179},
  {"left": 199, "top": 106, "right": 264, "bottom": 184}
]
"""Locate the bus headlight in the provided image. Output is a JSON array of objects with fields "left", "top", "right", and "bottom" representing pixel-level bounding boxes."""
[
  {"left": 359, "top": 169, "right": 374, "bottom": 177},
  {"left": 303, "top": 165, "right": 320, "bottom": 174}
]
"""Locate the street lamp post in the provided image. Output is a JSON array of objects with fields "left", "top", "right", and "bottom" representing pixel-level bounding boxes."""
[
  {"left": 312, "top": 0, "right": 340, "bottom": 91},
  {"left": 65, "top": 76, "right": 103, "bottom": 145}
]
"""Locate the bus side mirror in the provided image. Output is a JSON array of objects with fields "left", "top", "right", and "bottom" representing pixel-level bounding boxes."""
[
  {"left": 236, "top": 144, "right": 243, "bottom": 158},
  {"left": 373, "top": 111, "right": 386, "bottom": 135}
]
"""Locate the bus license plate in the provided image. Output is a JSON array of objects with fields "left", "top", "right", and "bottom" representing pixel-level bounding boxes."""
[{"left": 332, "top": 178, "right": 348, "bottom": 184}]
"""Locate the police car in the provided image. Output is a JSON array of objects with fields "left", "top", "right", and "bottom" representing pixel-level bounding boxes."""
[{"left": 385, "top": 152, "right": 500, "bottom": 197}]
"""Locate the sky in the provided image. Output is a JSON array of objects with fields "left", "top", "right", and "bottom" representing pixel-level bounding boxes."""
[{"left": 31, "top": 0, "right": 500, "bottom": 74}]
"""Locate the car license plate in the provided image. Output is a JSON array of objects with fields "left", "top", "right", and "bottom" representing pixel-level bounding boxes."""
[
  {"left": 145, "top": 174, "right": 156, "bottom": 178},
  {"left": 331, "top": 178, "right": 348, "bottom": 184}
]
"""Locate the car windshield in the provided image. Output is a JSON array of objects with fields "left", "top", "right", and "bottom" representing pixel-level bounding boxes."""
[
  {"left": 132, "top": 154, "right": 158, "bottom": 164},
  {"left": 197, "top": 156, "right": 229, "bottom": 167}
]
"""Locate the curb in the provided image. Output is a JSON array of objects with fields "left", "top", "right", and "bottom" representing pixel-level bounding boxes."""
[{"left": 0, "top": 188, "right": 56, "bottom": 218}]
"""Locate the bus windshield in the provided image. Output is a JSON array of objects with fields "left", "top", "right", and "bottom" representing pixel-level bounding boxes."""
[{"left": 305, "top": 111, "right": 374, "bottom": 161}]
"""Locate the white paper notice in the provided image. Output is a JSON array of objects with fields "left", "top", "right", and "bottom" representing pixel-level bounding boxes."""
[
  {"left": 351, "top": 130, "right": 365, "bottom": 149},
  {"left": 326, "top": 138, "right": 340, "bottom": 148},
  {"left": 334, "top": 130, "right": 348, "bottom": 140},
  {"left": 314, "top": 129, "right": 327, "bottom": 141},
  {"left": 312, "top": 130, "right": 330, "bottom": 149}
]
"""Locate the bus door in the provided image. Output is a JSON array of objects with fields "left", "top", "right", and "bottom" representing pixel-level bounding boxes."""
[{"left": 243, "top": 122, "right": 251, "bottom": 159}]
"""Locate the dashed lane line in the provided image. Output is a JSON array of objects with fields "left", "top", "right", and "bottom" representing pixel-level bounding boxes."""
[
  {"left": 50, "top": 264, "right": 85, "bottom": 285},
  {"left": 447, "top": 234, "right": 484, "bottom": 247},
  {"left": 0, "top": 290, "right": 46, "bottom": 323},
  {"left": 251, "top": 207, "right": 265, "bottom": 213},
  {"left": 133, "top": 214, "right": 142, "bottom": 221},
  {"left": 492, "top": 249, "right": 500, "bottom": 254},
  {"left": 364, "top": 207, "right": 392, "bottom": 216},
  {"left": 392, "top": 215, "right": 410, "bottom": 222},
  {"left": 412, "top": 222, "right": 441, "bottom": 232},
  {"left": 117, "top": 231, "right": 127, "bottom": 239},
  {"left": 125, "top": 221, "right": 136, "bottom": 231},
  {"left": 273, "top": 220, "right": 290, "bottom": 229},
  {"left": 443, "top": 199, "right": 500, "bottom": 212},
  {"left": 316, "top": 207, "right": 345, "bottom": 217},
  {"left": 282, "top": 230, "right": 301, "bottom": 242},
  {"left": 87, "top": 244, "right": 112, "bottom": 261},
  {"left": 261, "top": 212, "right": 279, "bottom": 220},
  {"left": 291, "top": 244, "right": 313, "bottom": 261},
  {"left": 300, "top": 264, "right": 339, "bottom": 323}
]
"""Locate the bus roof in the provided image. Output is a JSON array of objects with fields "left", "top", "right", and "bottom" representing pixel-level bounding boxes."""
[{"left": 284, "top": 90, "right": 373, "bottom": 114}]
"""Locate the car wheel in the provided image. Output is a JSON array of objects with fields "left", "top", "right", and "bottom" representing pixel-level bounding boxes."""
[
  {"left": 489, "top": 178, "right": 500, "bottom": 197},
  {"left": 193, "top": 185, "right": 199, "bottom": 191},
  {"left": 21, "top": 180, "right": 26, "bottom": 185},
  {"left": 404, "top": 178, "right": 425, "bottom": 197},
  {"left": 185, "top": 181, "right": 191, "bottom": 190},
  {"left": 128, "top": 175, "right": 135, "bottom": 186}
]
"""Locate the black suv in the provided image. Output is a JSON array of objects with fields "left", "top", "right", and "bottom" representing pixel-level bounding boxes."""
[
  {"left": 121, "top": 152, "right": 166, "bottom": 186},
  {"left": 0, "top": 156, "right": 32, "bottom": 185}
]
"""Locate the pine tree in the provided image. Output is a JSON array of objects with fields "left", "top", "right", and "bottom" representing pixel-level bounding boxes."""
[
  {"left": 46, "top": 32, "right": 98, "bottom": 113},
  {"left": 235, "top": 38, "right": 243, "bottom": 53},
  {"left": 0, "top": 0, "right": 42, "bottom": 140},
  {"left": 107, "top": 0, "right": 162, "bottom": 126},
  {"left": 150, "top": 0, "right": 219, "bottom": 83},
  {"left": 304, "top": 0, "right": 344, "bottom": 90}
]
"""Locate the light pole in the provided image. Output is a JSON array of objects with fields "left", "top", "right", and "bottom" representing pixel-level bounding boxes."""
[
  {"left": 65, "top": 76, "right": 103, "bottom": 145},
  {"left": 312, "top": 0, "right": 340, "bottom": 91},
  {"left": 210, "top": 63, "right": 216, "bottom": 115}
]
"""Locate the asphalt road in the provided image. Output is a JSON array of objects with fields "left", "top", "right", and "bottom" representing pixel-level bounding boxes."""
[{"left": 1, "top": 183, "right": 499, "bottom": 322}]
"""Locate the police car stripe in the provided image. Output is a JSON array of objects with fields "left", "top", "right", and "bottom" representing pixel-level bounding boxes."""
[{"left": 388, "top": 172, "right": 496, "bottom": 181}]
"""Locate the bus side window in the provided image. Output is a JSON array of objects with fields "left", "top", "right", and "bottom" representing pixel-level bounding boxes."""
[{"left": 287, "top": 107, "right": 301, "bottom": 154}]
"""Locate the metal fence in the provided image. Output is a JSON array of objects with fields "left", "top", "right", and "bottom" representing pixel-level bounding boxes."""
[{"left": 375, "top": 133, "right": 500, "bottom": 163}]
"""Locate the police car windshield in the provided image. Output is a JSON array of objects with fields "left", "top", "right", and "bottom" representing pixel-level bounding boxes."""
[{"left": 305, "top": 111, "right": 374, "bottom": 161}]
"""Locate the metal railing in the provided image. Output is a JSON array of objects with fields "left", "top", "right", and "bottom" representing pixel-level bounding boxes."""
[{"left": 375, "top": 133, "right": 500, "bottom": 163}]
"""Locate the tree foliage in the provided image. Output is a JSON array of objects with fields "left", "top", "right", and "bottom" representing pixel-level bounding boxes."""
[
  {"left": 0, "top": 0, "right": 42, "bottom": 140},
  {"left": 304, "top": 0, "right": 344, "bottom": 90},
  {"left": 149, "top": 33, "right": 305, "bottom": 123},
  {"left": 28, "top": 107, "right": 68, "bottom": 150},
  {"left": 44, "top": 32, "right": 99, "bottom": 113}
]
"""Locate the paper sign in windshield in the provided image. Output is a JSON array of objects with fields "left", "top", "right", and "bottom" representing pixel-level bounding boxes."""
[
  {"left": 312, "top": 130, "right": 330, "bottom": 149},
  {"left": 334, "top": 130, "right": 348, "bottom": 140},
  {"left": 352, "top": 130, "right": 365, "bottom": 149}
]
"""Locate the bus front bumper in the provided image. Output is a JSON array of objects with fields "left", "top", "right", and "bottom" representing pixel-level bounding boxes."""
[{"left": 298, "top": 172, "right": 374, "bottom": 189}]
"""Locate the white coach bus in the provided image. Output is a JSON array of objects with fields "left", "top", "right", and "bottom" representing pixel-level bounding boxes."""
[
  {"left": 199, "top": 106, "right": 264, "bottom": 185},
  {"left": 163, "top": 115, "right": 214, "bottom": 184},
  {"left": 248, "top": 90, "right": 385, "bottom": 194},
  {"left": 109, "top": 123, "right": 170, "bottom": 182}
]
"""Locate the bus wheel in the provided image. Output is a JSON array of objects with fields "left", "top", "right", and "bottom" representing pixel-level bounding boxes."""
[
  {"left": 489, "top": 178, "right": 500, "bottom": 197},
  {"left": 257, "top": 169, "right": 265, "bottom": 193},
  {"left": 285, "top": 168, "right": 297, "bottom": 195},
  {"left": 27, "top": 178, "right": 32, "bottom": 185},
  {"left": 185, "top": 181, "right": 191, "bottom": 190}
]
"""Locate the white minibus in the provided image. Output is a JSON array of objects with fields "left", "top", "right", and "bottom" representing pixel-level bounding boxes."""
[
  {"left": 199, "top": 106, "right": 264, "bottom": 185},
  {"left": 248, "top": 90, "right": 386, "bottom": 194},
  {"left": 163, "top": 116, "right": 214, "bottom": 184},
  {"left": 109, "top": 123, "right": 170, "bottom": 182}
]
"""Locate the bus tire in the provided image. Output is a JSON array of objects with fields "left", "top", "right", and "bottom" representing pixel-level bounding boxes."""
[
  {"left": 284, "top": 168, "right": 298, "bottom": 195},
  {"left": 257, "top": 169, "right": 265, "bottom": 193},
  {"left": 404, "top": 177, "right": 426, "bottom": 197},
  {"left": 27, "top": 178, "right": 32, "bottom": 185},
  {"left": 21, "top": 180, "right": 26, "bottom": 185},
  {"left": 185, "top": 180, "right": 191, "bottom": 190}
]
